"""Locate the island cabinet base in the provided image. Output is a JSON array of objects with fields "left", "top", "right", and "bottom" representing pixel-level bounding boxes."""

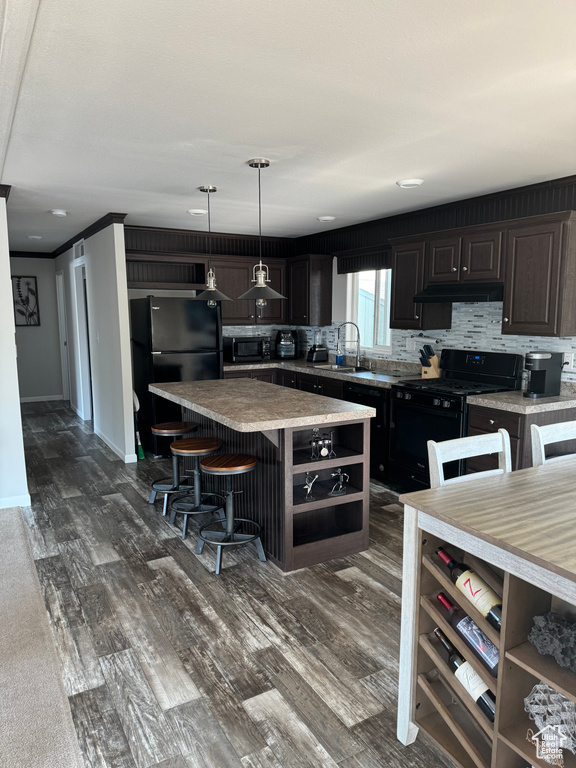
[
  {"left": 182, "top": 408, "right": 370, "bottom": 572},
  {"left": 397, "top": 507, "right": 576, "bottom": 768}
]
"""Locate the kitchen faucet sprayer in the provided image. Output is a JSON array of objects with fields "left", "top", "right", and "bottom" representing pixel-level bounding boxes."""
[{"left": 337, "top": 322, "right": 361, "bottom": 369}]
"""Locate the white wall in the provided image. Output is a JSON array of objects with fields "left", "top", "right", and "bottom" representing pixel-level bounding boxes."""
[
  {"left": 10, "top": 257, "right": 63, "bottom": 401},
  {"left": 55, "top": 245, "right": 85, "bottom": 416},
  {"left": 84, "top": 224, "right": 136, "bottom": 462},
  {"left": 0, "top": 199, "right": 30, "bottom": 508}
]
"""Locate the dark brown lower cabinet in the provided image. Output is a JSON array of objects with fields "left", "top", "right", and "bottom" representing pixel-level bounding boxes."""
[
  {"left": 223, "top": 369, "right": 276, "bottom": 383},
  {"left": 467, "top": 403, "right": 576, "bottom": 471},
  {"left": 297, "top": 372, "right": 344, "bottom": 399}
]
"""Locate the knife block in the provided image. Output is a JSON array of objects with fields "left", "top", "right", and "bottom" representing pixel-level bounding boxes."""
[{"left": 421, "top": 355, "right": 441, "bottom": 378}]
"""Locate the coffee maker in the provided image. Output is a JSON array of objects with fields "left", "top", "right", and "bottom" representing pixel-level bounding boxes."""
[
  {"left": 523, "top": 351, "right": 563, "bottom": 398},
  {"left": 275, "top": 330, "right": 297, "bottom": 359}
]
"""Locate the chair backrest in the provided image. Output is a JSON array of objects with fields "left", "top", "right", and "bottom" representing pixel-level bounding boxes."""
[
  {"left": 530, "top": 421, "right": 576, "bottom": 467},
  {"left": 428, "top": 428, "right": 512, "bottom": 488}
]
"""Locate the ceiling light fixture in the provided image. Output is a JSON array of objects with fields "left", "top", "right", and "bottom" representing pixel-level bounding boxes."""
[
  {"left": 50, "top": 208, "right": 68, "bottom": 217},
  {"left": 193, "top": 185, "right": 231, "bottom": 307},
  {"left": 396, "top": 178, "right": 424, "bottom": 189},
  {"left": 187, "top": 208, "right": 207, "bottom": 216},
  {"left": 236, "top": 159, "right": 286, "bottom": 310},
  {"left": 27, "top": 235, "right": 42, "bottom": 240},
  {"left": 317, "top": 216, "right": 336, "bottom": 222}
]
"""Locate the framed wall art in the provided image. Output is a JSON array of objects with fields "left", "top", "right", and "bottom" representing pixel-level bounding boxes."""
[{"left": 12, "top": 276, "right": 40, "bottom": 326}]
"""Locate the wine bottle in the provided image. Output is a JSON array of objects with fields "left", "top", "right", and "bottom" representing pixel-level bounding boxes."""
[
  {"left": 436, "top": 592, "right": 499, "bottom": 676},
  {"left": 433, "top": 628, "right": 496, "bottom": 722},
  {"left": 436, "top": 547, "right": 502, "bottom": 631}
]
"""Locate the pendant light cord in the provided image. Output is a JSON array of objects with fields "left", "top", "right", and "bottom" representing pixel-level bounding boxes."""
[
  {"left": 258, "top": 166, "right": 262, "bottom": 265},
  {"left": 207, "top": 190, "right": 212, "bottom": 258}
]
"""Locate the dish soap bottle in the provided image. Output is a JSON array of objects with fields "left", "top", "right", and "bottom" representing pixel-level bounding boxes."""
[{"left": 336, "top": 342, "right": 344, "bottom": 366}]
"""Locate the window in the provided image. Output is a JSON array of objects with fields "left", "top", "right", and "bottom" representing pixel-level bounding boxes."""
[{"left": 348, "top": 269, "right": 391, "bottom": 352}]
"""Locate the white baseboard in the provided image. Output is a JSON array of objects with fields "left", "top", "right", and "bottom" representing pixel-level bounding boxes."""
[
  {"left": 93, "top": 427, "right": 137, "bottom": 464},
  {"left": 0, "top": 493, "right": 32, "bottom": 509},
  {"left": 20, "top": 395, "right": 64, "bottom": 403}
]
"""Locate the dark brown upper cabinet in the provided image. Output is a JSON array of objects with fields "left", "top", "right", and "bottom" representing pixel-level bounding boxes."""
[
  {"left": 125, "top": 251, "right": 207, "bottom": 290},
  {"left": 426, "top": 230, "right": 503, "bottom": 284},
  {"left": 502, "top": 213, "right": 576, "bottom": 337},
  {"left": 390, "top": 242, "right": 452, "bottom": 330},
  {"left": 287, "top": 254, "right": 333, "bottom": 326},
  {"left": 209, "top": 256, "right": 286, "bottom": 326}
]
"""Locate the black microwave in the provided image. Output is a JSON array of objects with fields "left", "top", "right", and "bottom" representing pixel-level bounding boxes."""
[{"left": 223, "top": 336, "right": 271, "bottom": 362}]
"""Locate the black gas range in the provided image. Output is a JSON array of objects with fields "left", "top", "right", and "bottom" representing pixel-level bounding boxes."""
[{"left": 388, "top": 349, "right": 523, "bottom": 493}]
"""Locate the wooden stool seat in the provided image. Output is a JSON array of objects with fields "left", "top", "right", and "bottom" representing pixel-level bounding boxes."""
[
  {"left": 151, "top": 421, "right": 198, "bottom": 436},
  {"left": 168, "top": 438, "right": 224, "bottom": 539},
  {"left": 148, "top": 422, "right": 199, "bottom": 513},
  {"left": 171, "top": 437, "right": 222, "bottom": 456},
  {"left": 196, "top": 453, "right": 265, "bottom": 574},
  {"left": 200, "top": 453, "right": 259, "bottom": 474}
]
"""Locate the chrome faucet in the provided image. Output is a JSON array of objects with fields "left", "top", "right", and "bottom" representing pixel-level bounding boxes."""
[{"left": 337, "top": 322, "right": 361, "bottom": 368}]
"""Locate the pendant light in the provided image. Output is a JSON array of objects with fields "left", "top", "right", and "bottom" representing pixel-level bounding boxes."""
[
  {"left": 237, "top": 159, "right": 286, "bottom": 308},
  {"left": 193, "top": 185, "right": 232, "bottom": 307}
]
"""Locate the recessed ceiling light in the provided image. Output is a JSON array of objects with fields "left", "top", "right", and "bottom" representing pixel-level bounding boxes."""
[
  {"left": 27, "top": 235, "right": 42, "bottom": 240},
  {"left": 396, "top": 179, "right": 424, "bottom": 189},
  {"left": 50, "top": 209, "right": 68, "bottom": 216},
  {"left": 187, "top": 209, "right": 207, "bottom": 216},
  {"left": 317, "top": 216, "right": 336, "bottom": 222}
]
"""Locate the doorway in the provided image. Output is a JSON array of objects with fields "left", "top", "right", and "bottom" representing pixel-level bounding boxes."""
[
  {"left": 73, "top": 258, "right": 93, "bottom": 420},
  {"left": 55, "top": 270, "right": 70, "bottom": 401}
]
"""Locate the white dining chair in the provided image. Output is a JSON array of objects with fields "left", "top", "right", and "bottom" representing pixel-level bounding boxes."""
[
  {"left": 530, "top": 421, "right": 576, "bottom": 467},
  {"left": 428, "top": 428, "right": 512, "bottom": 488}
]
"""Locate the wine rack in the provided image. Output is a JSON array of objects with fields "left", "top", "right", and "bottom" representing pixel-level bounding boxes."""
[
  {"left": 406, "top": 532, "right": 576, "bottom": 768},
  {"left": 282, "top": 419, "right": 370, "bottom": 572}
]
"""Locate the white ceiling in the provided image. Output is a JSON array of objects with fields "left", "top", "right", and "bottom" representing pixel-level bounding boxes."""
[{"left": 3, "top": 0, "right": 576, "bottom": 253}]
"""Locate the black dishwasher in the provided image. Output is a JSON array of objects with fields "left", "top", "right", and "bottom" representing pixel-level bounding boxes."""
[{"left": 342, "top": 382, "right": 389, "bottom": 484}]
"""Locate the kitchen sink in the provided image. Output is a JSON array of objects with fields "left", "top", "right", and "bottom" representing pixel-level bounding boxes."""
[
  {"left": 313, "top": 364, "right": 373, "bottom": 373},
  {"left": 313, "top": 364, "right": 356, "bottom": 372}
]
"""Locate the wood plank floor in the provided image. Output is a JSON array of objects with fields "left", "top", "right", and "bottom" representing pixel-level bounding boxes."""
[{"left": 20, "top": 401, "right": 456, "bottom": 768}]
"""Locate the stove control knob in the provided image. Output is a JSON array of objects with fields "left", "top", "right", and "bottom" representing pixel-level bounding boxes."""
[
  {"left": 405, "top": 392, "right": 412, "bottom": 400},
  {"left": 433, "top": 398, "right": 441, "bottom": 406},
  {"left": 396, "top": 391, "right": 404, "bottom": 399},
  {"left": 442, "top": 400, "right": 451, "bottom": 408}
]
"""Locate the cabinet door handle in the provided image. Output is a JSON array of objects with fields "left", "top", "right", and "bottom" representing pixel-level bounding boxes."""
[
  {"left": 414, "top": 314, "right": 419, "bottom": 319},
  {"left": 503, "top": 317, "right": 509, "bottom": 323},
  {"left": 451, "top": 267, "right": 457, "bottom": 272},
  {"left": 462, "top": 266, "right": 468, "bottom": 272},
  {"left": 489, "top": 419, "right": 495, "bottom": 425}
]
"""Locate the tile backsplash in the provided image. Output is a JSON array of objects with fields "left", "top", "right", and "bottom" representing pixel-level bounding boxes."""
[{"left": 227, "top": 301, "right": 576, "bottom": 384}]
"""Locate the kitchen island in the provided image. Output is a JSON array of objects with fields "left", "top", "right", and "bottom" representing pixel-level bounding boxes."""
[
  {"left": 396, "top": 458, "right": 576, "bottom": 768},
  {"left": 150, "top": 378, "right": 375, "bottom": 571}
]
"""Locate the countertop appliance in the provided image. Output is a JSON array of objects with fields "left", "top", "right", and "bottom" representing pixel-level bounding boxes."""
[
  {"left": 130, "top": 297, "right": 223, "bottom": 455},
  {"left": 524, "top": 350, "right": 563, "bottom": 398},
  {"left": 223, "top": 335, "right": 271, "bottom": 363},
  {"left": 306, "top": 330, "right": 329, "bottom": 363},
  {"left": 388, "top": 349, "right": 523, "bottom": 493},
  {"left": 343, "top": 382, "right": 389, "bottom": 485},
  {"left": 275, "top": 329, "right": 300, "bottom": 359}
]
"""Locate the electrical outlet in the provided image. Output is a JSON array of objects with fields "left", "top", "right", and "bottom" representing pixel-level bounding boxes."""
[
  {"left": 406, "top": 338, "right": 417, "bottom": 351},
  {"left": 563, "top": 352, "right": 574, "bottom": 369}
]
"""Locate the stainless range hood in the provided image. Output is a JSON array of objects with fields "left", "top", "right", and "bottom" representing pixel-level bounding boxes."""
[{"left": 413, "top": 282, "right": 504, "bottom": 303}]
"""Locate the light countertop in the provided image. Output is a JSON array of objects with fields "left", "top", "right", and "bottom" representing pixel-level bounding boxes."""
[
  {"left": 150, "top": 378, "right": 376, "bottom": 432},
  {"left": 224, "top": 360, "right": 413, "bottom": 388},
  {"left": 400, "top": 457, "right": 576, "bottom": 584},
  {"left": 466, "top": 390, "right": 576, "bottom": 414}
]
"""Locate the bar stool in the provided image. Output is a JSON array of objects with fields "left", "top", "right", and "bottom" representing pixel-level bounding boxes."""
[
  {"left": 148, "top": 421, "right": 199, "bottom": 515},
  {"left": 168, "top": 437, "right": 224, "bottom": 539},
  {"left": 195, "top": 453, "right": 266, "bottom": 575}
]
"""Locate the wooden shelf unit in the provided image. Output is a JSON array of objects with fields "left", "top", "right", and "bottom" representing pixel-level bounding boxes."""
[
  {"left": 282, "top": 418, "right": 370, "bottom": 572},
  {"left": 402, "top": 529, "right": 576, "bottom": 768}
]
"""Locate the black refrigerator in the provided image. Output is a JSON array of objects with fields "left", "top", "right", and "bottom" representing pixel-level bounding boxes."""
[{"left": 130, "top": 297, "right": 223, "bottom": 455}]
